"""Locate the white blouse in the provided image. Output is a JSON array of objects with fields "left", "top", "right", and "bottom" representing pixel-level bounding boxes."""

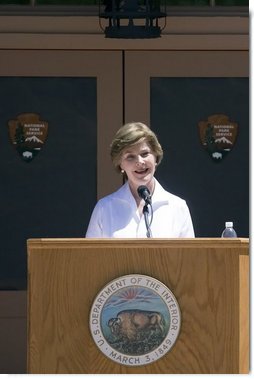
[{"left": 86, "top": 178, "right": 195, "bottom": 238}]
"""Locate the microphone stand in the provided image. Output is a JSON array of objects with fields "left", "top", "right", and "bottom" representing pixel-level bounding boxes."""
[{"left": 143, "top": 203, "right": 152, "bottom": 238}]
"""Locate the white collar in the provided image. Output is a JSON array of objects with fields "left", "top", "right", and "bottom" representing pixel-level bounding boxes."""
[{"left": 113, "top": 178, "right": 169, "bottom": 208}]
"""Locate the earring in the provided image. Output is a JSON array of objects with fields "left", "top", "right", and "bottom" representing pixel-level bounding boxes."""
[{"left": 121, "top": 169, "right": 124, "bottom": 174}]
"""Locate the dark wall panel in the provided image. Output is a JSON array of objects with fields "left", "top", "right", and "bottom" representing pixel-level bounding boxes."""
[
  {"left": 151, "top": 77, "right": 248, "bottom": 238},
  {"left": 0, "top": 77, "right": 97, "bottom": 289}
]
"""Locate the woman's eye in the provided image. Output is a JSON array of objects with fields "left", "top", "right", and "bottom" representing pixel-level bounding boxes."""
[
  {"left": 126, "top": 155, "right": 135, "bottom": 161},
  {"left": 141, "top": 152, "right": 149, "bottom": 157}
]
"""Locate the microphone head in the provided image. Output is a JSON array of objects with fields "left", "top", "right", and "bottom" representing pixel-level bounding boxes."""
[{"left": 137, "top": 185, "right": 152, "bottom": 204}]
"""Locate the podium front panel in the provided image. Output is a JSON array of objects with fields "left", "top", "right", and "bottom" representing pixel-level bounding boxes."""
[{"left": 27, "top": 238, "right": 249, "bottom": 374}]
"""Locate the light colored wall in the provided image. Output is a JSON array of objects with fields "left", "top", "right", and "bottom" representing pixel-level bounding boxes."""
[{"left": 0, "top": 15, "right": 248, "bottom": 50}]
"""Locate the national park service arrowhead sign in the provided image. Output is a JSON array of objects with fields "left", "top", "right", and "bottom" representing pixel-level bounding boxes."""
[
  {"left": 90, "top": 274, "right": 181, "bottom": 366},
  {"left": 198, "top": 114, "right": 238, "bottom": 162},
  {"left": 8, "top": 113, "right": 48, "bottom": 162}
]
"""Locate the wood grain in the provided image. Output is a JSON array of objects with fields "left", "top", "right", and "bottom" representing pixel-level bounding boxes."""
[
  {"left": 27, "top": 238, "right": 249, "bottom": 374},
  {"left": 239, "top": 254, "right": 249, "bottom": 373}
]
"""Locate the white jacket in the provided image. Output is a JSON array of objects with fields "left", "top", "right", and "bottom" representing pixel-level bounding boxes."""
[{"left": 86, "top": 178, "right": 195, "bottom": 238}]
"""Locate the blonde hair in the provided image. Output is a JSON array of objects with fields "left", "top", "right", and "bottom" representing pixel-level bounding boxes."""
[{"left": 110, "top": 122, "right": 163, "bottom": 173}]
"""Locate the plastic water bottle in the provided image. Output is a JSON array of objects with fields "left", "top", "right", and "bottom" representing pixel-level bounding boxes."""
[{"left": 221, "top": 221, "right": 237, "bottom": 238}]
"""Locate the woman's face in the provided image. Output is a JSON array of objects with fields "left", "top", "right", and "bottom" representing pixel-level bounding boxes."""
[{"left": 120, "top": 141, "right": 157, "bottom": 191}]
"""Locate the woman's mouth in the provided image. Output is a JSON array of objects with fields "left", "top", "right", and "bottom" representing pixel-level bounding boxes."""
[{"left": 135, "top": 168, "right": 148, "bottom": 174}]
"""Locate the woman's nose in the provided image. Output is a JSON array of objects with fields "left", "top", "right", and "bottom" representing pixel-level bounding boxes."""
[{"left": 136, "top": 155, "right": 145, "bottom": 165}]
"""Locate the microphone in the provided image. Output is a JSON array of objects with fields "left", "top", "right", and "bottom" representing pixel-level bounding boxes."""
[{"left": 137, "top": 185, "right": 152, "bottom": 205}]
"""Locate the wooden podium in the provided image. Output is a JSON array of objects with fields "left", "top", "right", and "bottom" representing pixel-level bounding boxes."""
[{"left": 27, "top": 238, "right": 249, "bottom": 374}]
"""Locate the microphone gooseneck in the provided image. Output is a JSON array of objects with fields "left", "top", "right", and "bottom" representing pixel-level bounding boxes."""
[
  {"left": 143, "top": 204, "right": 152, "bottom": 238},
  {"left": 137, "top": 185, "right": 153, "bottom": 238}
]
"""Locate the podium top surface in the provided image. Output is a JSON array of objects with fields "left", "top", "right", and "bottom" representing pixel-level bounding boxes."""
[{"left": 27, "top": 237, "right": 249, "bottom": 254}]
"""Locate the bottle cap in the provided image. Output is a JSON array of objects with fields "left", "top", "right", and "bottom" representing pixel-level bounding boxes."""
[{"left": 225, "top": 221, "right": 233, "bottom": 228}]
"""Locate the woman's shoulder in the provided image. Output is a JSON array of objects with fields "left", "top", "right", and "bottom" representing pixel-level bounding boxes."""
[{"left": 97, "top": 182, "right": 129, "bottom": 206}]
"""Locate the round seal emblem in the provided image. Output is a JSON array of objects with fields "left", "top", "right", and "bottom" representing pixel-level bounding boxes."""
[{"left": 89, "top": 274, "right": 181, "bottom": 366}]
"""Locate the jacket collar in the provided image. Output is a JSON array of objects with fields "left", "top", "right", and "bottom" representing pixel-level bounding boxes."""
[
  {"left": 151, "top": 178, "right": 170, "bottom": 205},
  {"left": 114, "top": 178, "right": 169, "bottom": 208}
]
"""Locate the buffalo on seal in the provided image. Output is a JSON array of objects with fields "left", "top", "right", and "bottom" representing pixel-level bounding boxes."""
[{"left": 107, "top": 309, "right": 165, "bottom": 341}]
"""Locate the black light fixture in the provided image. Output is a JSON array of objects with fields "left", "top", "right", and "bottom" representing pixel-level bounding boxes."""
[{"left": 99, "top": 0, "right": 167, "bottom": 38}]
